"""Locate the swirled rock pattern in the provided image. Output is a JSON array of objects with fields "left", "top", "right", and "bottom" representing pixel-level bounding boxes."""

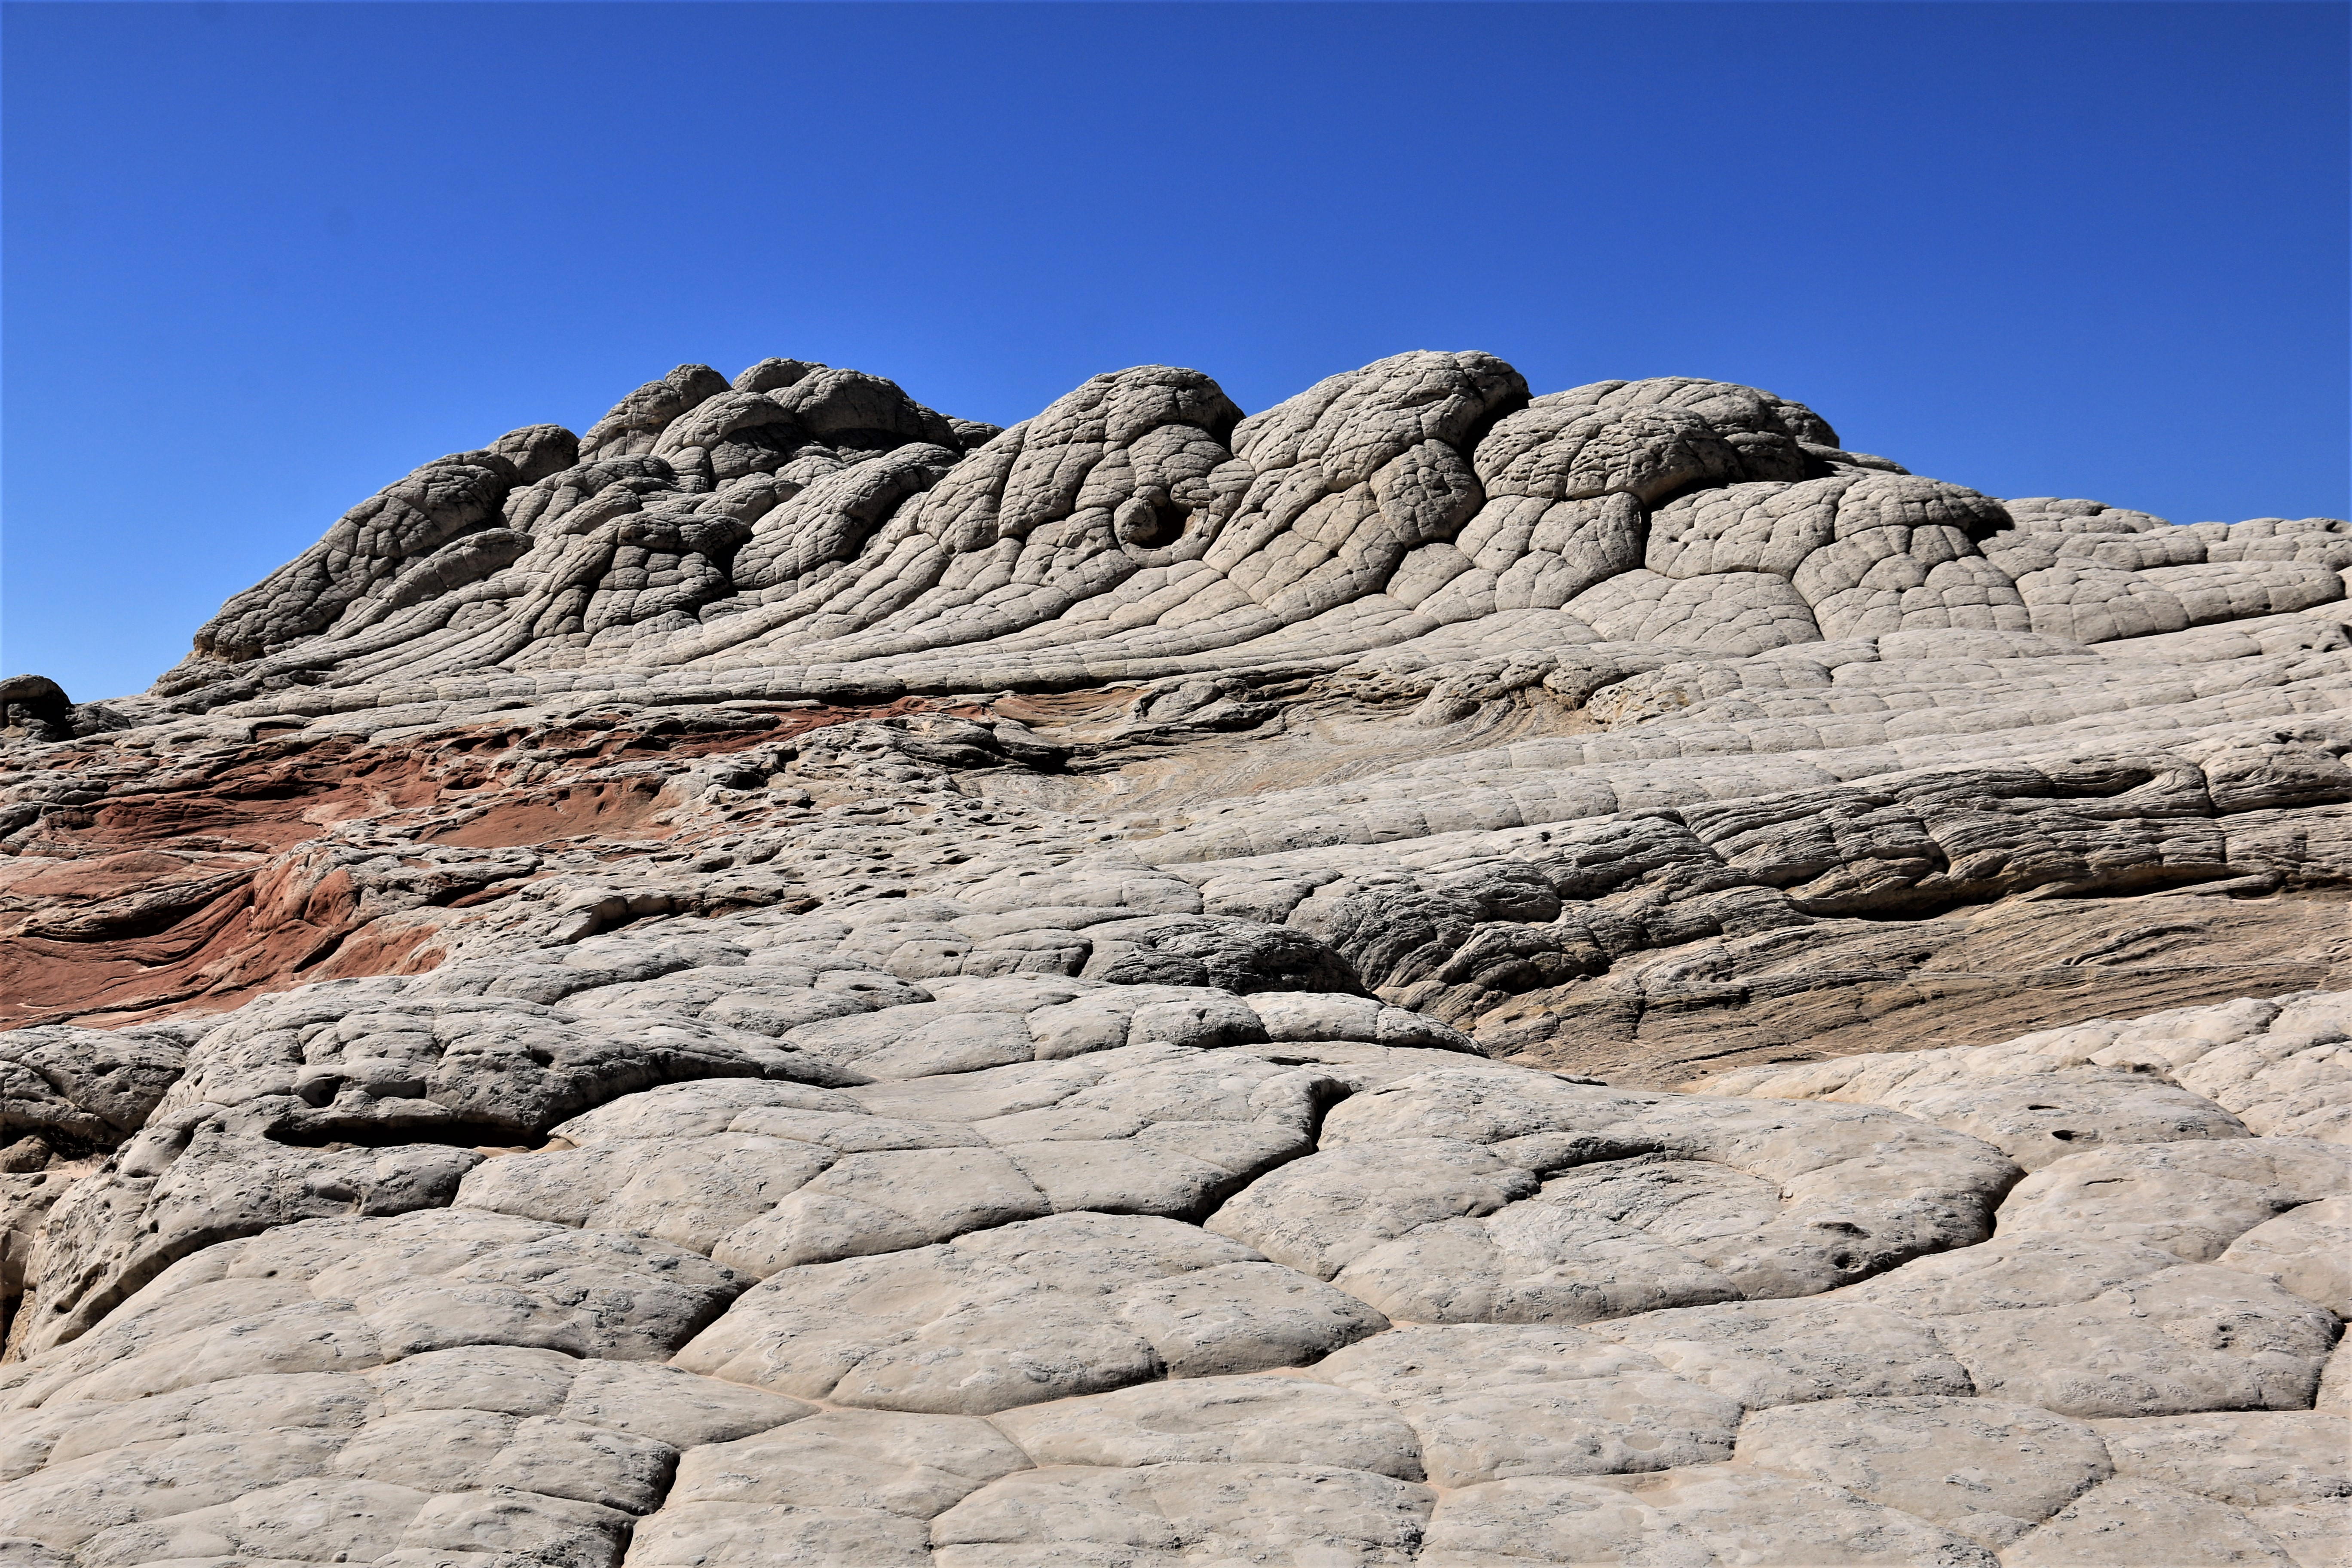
[{"left": 2, "top": 353, "right": 2347, "bottom": 1565}]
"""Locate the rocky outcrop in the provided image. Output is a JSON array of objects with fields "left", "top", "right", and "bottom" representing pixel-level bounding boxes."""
[{"left": 1, "top": 352, "right": 2346, "bottom": 1565}]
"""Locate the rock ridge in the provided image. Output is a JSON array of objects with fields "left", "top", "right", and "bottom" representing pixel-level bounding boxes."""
[{"left": 1, "top": 350, "right": 2346, "bottom": 1566}]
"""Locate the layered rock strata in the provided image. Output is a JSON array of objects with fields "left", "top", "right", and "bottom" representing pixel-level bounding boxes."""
[{"left": 1, "top": 352, "right": 2346, "bottom": 1566}]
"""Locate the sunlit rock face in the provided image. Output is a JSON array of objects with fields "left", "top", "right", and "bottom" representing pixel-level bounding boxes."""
[{"left": 2, "top": 352, "right": 2346, "bottom": 1567}]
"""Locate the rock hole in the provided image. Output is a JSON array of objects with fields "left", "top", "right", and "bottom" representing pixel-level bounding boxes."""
[
  {"left": 1143, "top": 498, "right": 1191, "bottom": 545},
  {"left": 1120, "top": 494, "right": 1191, "bottom": 548}
]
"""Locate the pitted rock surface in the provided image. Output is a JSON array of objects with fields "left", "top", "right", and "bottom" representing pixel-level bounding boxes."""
[{"left": 2, "top": 352, "right": 2347, "bottom": 1565}]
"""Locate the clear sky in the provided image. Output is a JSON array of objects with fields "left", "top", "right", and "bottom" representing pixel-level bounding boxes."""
[{"left": 4, "top": 1, "right": 2346, "bottom": 701}]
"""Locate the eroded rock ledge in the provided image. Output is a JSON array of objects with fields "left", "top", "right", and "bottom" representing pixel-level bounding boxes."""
[{"left": 1, "top": 352, "right": 2346, "bottom": 1566}]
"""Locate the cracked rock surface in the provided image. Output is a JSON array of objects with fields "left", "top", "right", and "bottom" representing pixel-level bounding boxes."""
[{"left": 2, "top": 352, "right": 2347, "bottom": 1565}]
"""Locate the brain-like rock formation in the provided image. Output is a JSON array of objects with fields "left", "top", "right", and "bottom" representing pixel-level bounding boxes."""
[{"left": 2, "top": 352, "right": 2347, "bottom": 1566}]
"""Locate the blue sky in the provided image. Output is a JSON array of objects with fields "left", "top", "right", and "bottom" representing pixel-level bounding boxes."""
[{"left": 4, "top": 2, "right": 2346, "bottom": 701}]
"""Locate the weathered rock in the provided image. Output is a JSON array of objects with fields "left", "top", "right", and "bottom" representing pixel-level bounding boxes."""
[
  {"left": 1995, "top": 1138, "right": 2350, "bottom": 1262},
  {"left": 4, "top": 352, "right": 2349, "bottom": 1564},
  {"left": 931, "top": 1461, "right": 1436, "bottom": 1567},
  {"left": 1736, "top": 1396, "right": 2113, "bottom": 1546},
  {"left": 670, "top": 1210, "right": 1387, "bottom": 1415},
  {"left": 2218, "top": 1194, "right": 2352, "bottom": 1314},
  {"left": 1209, "top": 1065, "right": 2021, "bottom": 1318},
  {"left": 1310, "top": 1323, "right": 1743, "bottom": 1485},
  {"left": 1855, "top": 1236, "right": 2339, "bottom": 1418},
  {"left": 2000, "top": 1477, "right": 2303, "bottom": 1566},
  {"left": 1419, "top": 1466, "right": 2000, "bottom": 1566},
  {"left": 989, "top": 1375, "right": 1425, "bottom": 1478}
]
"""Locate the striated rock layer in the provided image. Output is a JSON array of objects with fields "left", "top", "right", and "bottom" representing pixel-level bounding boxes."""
[{"left": 1, "top": 352, "right": 2347, "bottom": 1565}]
